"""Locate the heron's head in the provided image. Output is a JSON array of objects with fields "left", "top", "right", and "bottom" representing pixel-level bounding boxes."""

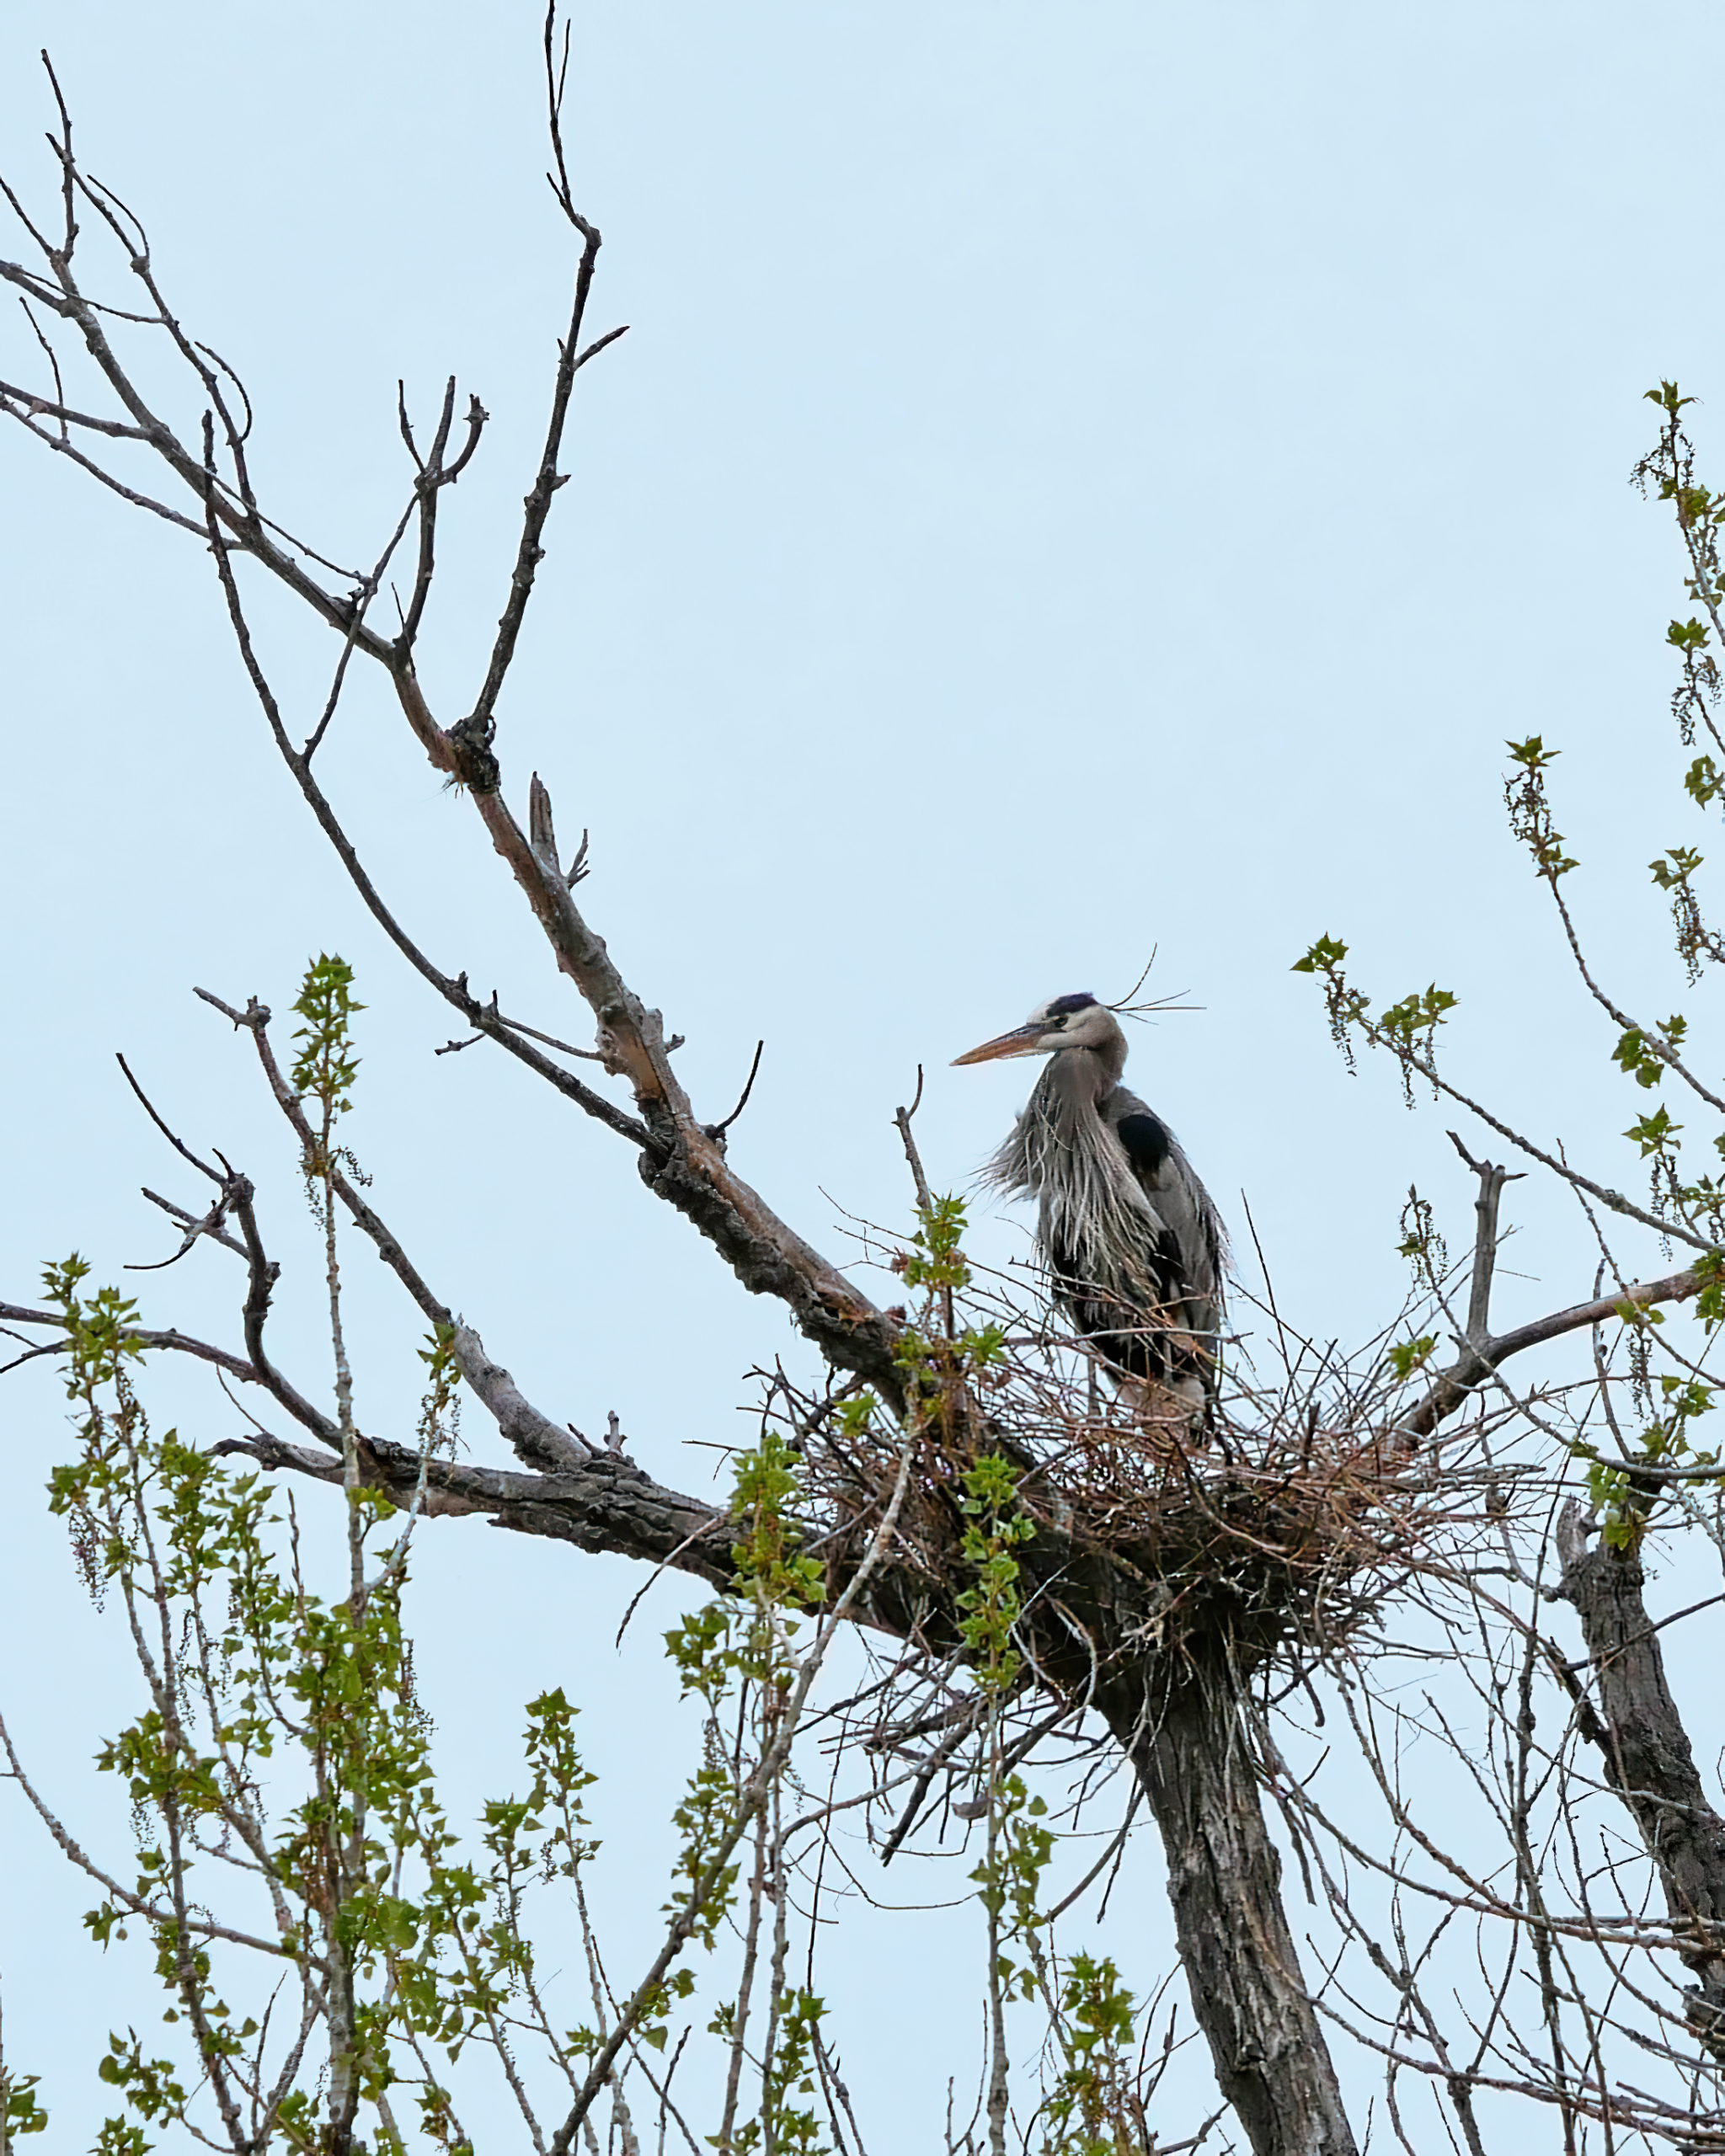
[{"left": 952, "top": 992, "right": 1124, "bottom": 1067}]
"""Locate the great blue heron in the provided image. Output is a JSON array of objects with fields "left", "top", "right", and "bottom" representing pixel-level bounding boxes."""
[{"left": 953, "top": 992, "right": 1226, "bottom": 1408}]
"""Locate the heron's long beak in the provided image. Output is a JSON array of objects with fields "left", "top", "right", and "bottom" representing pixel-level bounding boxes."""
[{"left": 952, "top": 1023, "right": 1045, "bottom": 1067}]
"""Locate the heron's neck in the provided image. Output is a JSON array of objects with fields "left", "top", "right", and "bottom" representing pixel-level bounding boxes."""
[{"left": 1042, "top": 1044, "right": 1120, "bottom": 1114}]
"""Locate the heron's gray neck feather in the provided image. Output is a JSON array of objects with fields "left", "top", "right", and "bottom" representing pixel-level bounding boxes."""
[{"left": 984, "top": 1053, "right": 1162, "bottom": 1296}]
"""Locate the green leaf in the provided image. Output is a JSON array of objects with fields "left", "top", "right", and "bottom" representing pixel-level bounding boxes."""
[
  {"left": 1386, "top": 1336, "right": 1438, "bottom": 1380},
  {"left": 1686, "top": 755, "right": 1724, "bottom": 808},
  {"left": 1626, "top": 1105, "right": 1682, "bottom": 1155},
  {"left": 1292, "top": 932, "right": 1348, "bottom": 974}
]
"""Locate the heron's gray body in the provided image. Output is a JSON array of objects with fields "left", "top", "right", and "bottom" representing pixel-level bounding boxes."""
[{"left": 958, "top": 995, "right": 1226, "bottom": 1393}]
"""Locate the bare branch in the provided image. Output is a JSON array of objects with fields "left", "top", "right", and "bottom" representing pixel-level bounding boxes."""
[
  {"left": 0, "top": 372, "right": 144, "bottom": 438},
  {"left": 0, "top": 1298, "right": 338, "bottom": 1445},
  {"left": 1, "top": 104, "right": 901, "bottom": 1397},
  {"left": 189, "top": 484, "right": 650, "bottom": 1144},
  {"left": 0, "top": 384, "right": 206, "bottom": 531},
  {"left": 1447, "top": 1131, "right": 1525, "bottom": 1348},
  {"left": 395, "top": 375, "right": 487, "bottom": 662},
  {"left": 138, "top": 1186, "right": 248, "bottom": 1262},
  {"left": 1402, "top": 1264, "right": 1707, "bottom": 1438},
  {"left": 1346, "top": 1005, "right": 1713, "bottom": 1254},
  {"left": 895, "top": 1068, "right": 933, "bottom": 1215},
  {"left": 198, "top": 990, "right": 596, "bottom": 1471},
  {"left": 572, "top": 321, "right": 628, "bottom": 371},
  {"left": 461, "top": 211, "right": 601, "bottom": 741},
  {"left": 1545, "top": 868, "right": 1725, "bottom": 1118},
  {"left": 448, "top": 1323, "right": 594, "bottom": 1470},
  {"left": 213, "top": 1423, "right": 734, "bottom": 1585},
  {"left": 126, "top": 1188, "right": 238, "bottom": 1274},
  {"left": 115, "top": 1050, "right": 223, "bottom": 1186},
  {"left": 707, "top": 1040, "right": 764, "bottom": 1143}
]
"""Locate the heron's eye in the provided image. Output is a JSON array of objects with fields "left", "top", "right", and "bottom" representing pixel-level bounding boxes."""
[{"left": 1044, "top": 1013, "right": 1065, "bottom": 1030}]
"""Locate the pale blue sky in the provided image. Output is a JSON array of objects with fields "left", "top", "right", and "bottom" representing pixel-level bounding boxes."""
[{"left": 5, "top": 1, "right": 1725, "bottom": 2142}]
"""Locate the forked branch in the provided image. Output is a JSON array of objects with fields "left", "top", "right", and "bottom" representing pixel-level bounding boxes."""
[
  {"left": 1404, "top": 1262, "right": 1708, "bottom": 1439},
  {"left": 0, "top": 57, "right": 899, "bottom": 1400}
]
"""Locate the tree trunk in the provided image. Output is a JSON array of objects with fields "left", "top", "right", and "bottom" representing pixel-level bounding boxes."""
[
  {"left": 1554, "top": 1501, "right": 1725, "bottom": 2054},
  {"left": 1102, "top": 1662, "right": 1358, "bottom": 2156}
]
